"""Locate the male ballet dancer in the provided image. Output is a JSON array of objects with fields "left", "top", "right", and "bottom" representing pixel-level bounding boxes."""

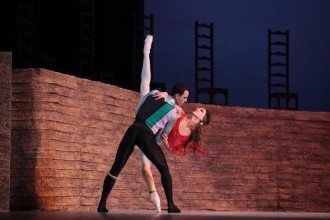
[{"left": 97, "top": 35, "right": 181, "bottom": 213}]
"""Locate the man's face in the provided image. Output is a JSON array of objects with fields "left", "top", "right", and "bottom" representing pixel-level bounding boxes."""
[{"left": 174, "top": 90, "right": 189, "bottom": 106}]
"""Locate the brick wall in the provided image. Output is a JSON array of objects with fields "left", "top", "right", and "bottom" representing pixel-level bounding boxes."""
[
  {"left": 0, "top": 52, "right": 12, "bottom": 212},
  {"left": 10, "top": 68, "right": 139, "bottom": 211},
  {"left": 9, "top": 68, "right": 330, "bottom": 212},
  {"left": 181, "top": 104, "right": 330, "bottom": 211}
]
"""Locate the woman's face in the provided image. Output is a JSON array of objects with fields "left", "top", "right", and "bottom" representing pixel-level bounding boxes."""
[{"left": 192, "top": 108, "right": 207, "bottom": 122}]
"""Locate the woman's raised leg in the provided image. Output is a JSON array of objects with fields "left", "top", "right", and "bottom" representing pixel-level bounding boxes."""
[{"left": 140, "top": 35, "right": 153, "bottom": 99}]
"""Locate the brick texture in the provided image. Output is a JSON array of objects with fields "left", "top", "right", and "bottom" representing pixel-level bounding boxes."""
[
  {"left": 10, "top": 68, "right": 330, "bottom": 212},
  {"left": 0, "top": 52, "right": 12, "bottom": 212}
]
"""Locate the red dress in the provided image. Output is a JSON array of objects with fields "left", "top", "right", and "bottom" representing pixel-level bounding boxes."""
[{"left": 167, "top": 112, "right": 206, "bottom": 156}]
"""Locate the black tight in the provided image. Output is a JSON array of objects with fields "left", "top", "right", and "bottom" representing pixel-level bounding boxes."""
[{"left": 109, "top": 121, "right": 175, "bottom": 207}]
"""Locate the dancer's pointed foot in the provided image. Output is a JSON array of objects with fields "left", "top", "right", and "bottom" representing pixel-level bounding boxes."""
[
  {"left": 144, "top": 35, "right": 153, "bottom": 55},
  {"left": 148, "top": 191, "right": 161, "bottom": 213},
  {"left": 168, "top": 205, "right": 181, "bottom": 213},
  {"left": 97, "top": 206, "right": 108, "bottom": 213}
]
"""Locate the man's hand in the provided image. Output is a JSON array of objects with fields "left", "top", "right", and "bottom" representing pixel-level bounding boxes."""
[{"left": 153, "top": 91, "right": 168, "bottom": 102}]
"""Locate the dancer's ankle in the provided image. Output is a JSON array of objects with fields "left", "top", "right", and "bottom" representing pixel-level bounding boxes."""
[
  {"left": 143, "top": 35, "right": 153, "bottom": 55},
  {"left": 149, "top": 190, "right": 156, "bottom": 194}
]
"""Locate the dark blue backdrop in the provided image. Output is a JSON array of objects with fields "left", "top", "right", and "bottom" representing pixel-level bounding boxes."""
[{"left": 145, "top": 0, "right": 330, "bottom": 112}]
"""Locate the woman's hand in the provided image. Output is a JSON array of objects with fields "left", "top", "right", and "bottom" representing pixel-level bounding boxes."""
[
  {"left": 153, "top": 91, "right": 168, "bottom": 102},
  {"left": 161, "top": 134, "right": 171, "bottom": 151},
  {"left": 160, "top": 134, "right": 182, "bottom": 160}
]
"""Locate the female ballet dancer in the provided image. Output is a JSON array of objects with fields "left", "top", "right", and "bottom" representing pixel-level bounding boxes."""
[{"left": 139, "top": 36, "right": 211, "bottom": 213}]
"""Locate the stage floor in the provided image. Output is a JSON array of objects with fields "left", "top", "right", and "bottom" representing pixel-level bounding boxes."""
[{"left": 0, "top": 211, "right": 329, "bottom": 220}]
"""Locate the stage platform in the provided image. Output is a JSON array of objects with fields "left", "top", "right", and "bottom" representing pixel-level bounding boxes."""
[{"left": 0, "top": 211, "right": 329, "bottom": 220}]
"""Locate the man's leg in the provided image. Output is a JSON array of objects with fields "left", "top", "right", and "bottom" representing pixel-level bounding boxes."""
[
  {"left": 137, "top": 131, "right": 180, "bottom": 213},
  {"left": 97, "top": 126, "right": 138, "bottom": 212}
]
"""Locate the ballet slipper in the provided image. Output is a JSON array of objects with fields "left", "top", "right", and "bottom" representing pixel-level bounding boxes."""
[
  {"left": 148, "top": 191, "right": 161, "bottom": 213},
  {"left": 144, "top": 35, "right": 153, "bottom": 55}
]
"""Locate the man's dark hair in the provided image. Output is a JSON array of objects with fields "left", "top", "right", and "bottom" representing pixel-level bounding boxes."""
[{"left": 170, "top": 82, "right": 189, "bottom": 96}]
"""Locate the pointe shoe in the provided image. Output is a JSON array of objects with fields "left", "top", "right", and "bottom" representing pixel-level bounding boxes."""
[
  {"left": 148, "top": 191, "right": 161, "bottom": 213},
  {"left": 144, "top": 35, "right": 153, "bottom": 54},
  {"left": 97, "top": 206, "right": 108, "bottom": 213},
  {"left": 168, "top": 205, "right": 181, "bottom": 213}
]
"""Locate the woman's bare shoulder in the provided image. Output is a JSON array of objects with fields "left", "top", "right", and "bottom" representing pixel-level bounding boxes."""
[{"left": 175, "top": 105, "right": 183, "bottom": 116}]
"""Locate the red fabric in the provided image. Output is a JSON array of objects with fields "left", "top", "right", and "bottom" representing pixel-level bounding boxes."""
[{"left": 167, "top": 112, "right": 206, "bottom": 156}]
